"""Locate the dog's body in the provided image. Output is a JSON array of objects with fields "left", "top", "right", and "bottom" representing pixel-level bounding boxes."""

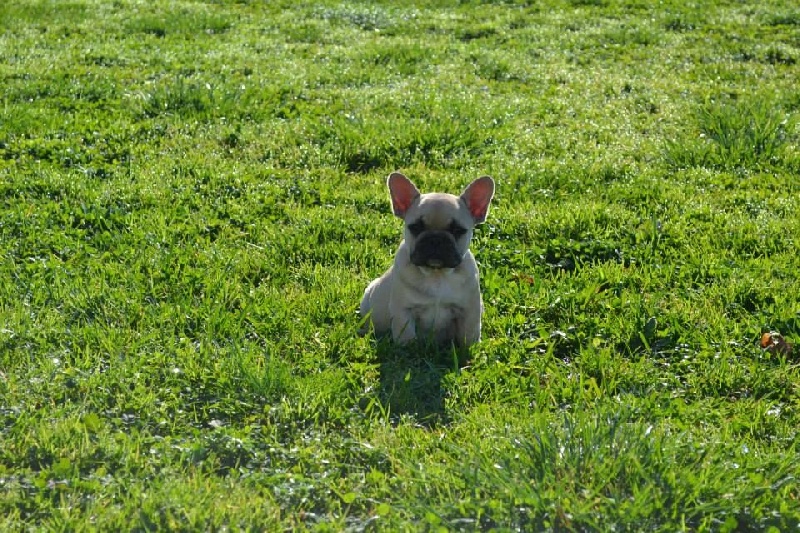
[{"left": 359, "top": 173, "right": 494, "bottom": 347}]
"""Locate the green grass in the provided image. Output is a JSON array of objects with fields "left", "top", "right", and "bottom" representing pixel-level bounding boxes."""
[{"left": 1, "top": 0, "right": 799, "bottom": 530}]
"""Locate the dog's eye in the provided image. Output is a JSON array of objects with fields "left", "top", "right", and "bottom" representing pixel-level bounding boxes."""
[
  {"left": 407, "top": 220, "right": 426, "bottom": 236},
  {"left": 449, "top": 221, "right": 467, "bottom": 238}
]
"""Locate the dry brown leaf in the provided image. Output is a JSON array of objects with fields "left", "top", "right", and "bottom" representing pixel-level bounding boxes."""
[{"left": 760, "top": 331, "right": 793, "bottom": 356}]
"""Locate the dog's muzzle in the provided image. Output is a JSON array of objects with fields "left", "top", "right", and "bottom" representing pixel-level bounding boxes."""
[{"left": 410, "top": 231, "right": 463, "bottom": 269}]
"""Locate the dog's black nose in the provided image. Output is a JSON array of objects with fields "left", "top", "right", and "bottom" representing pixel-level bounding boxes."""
[{"left": 411, "top": 232, "right": 462, "bottom": 269}]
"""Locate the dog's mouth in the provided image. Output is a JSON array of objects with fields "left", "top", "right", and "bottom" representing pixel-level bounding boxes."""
[
  {"left": 410, "top": 232, "right": 463, "bottom": 269},
  {"left": 419, "top": 258, "right": 456, "bottom": 269},
  {"left": 413, "top": 258, "right": 461, "bottom": 270}
]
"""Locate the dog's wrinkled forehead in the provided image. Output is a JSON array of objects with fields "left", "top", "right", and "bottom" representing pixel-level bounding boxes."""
[{"left": 410, "top": 193, "right": 464, "bottom": 229}]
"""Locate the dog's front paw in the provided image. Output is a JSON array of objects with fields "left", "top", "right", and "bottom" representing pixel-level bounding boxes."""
[{"left": 392, "top": 319, "right": 417, "bottom": 345}]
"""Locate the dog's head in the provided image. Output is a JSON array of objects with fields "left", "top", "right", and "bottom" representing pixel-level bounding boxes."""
[{"left": 387, "top": 172, "right": 494, "bottom": 269}]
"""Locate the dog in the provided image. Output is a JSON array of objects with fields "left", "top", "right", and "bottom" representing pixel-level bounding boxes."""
[{"left": 359, "top": 172, "right": 495, "bottom": 347}]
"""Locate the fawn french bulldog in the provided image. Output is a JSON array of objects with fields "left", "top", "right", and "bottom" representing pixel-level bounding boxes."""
[{"left": 359, "top": 172, "right": 495, "bottom": 347}]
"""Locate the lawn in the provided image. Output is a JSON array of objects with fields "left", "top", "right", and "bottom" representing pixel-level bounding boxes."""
[{"left": 1, "top": 0, "right": 799, "bottom": 530}]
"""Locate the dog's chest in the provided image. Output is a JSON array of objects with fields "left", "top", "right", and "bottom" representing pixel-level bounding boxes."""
[{"left": 411, "top": 271, "right": 464, "bottom": 334}]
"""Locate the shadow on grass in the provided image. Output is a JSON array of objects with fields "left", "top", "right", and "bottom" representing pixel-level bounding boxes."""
[{"left": 374, "top": 338, "right": 467, "bottom": 427}]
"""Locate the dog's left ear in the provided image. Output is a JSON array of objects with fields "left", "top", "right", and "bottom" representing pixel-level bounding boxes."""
[{"left": 461, "top": 176, "right": 495, "bottom": 224}]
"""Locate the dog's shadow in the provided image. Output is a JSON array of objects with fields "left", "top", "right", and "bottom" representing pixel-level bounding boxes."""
[{"left": 374, "top": 339, "right": 467, "bottom": 427}]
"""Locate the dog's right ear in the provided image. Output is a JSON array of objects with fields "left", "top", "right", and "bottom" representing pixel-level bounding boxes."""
[{"left": 387, "top": 172, "right": 420, "bottom": 218}]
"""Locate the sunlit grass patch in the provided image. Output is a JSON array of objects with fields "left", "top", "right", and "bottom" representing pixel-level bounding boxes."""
[
  {"left": 125, "top": 7, "right": 235, "bottom": 37},
  {"left": 664, "top": 96, "right": 795, "bottom": 171}
]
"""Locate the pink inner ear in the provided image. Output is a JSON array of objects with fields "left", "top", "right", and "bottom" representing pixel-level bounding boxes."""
[
  {"left": 391, "top": 189, "right": 415, "bottom": 215},
  {"left": 468, "top": 197, "right": 489, "bottom": 220},
  {"left": 464, "top": 178, "right": 494, "bottom": 221},
  {"left": 389, "top": 174, "right": 419, "bottom": 216}
]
